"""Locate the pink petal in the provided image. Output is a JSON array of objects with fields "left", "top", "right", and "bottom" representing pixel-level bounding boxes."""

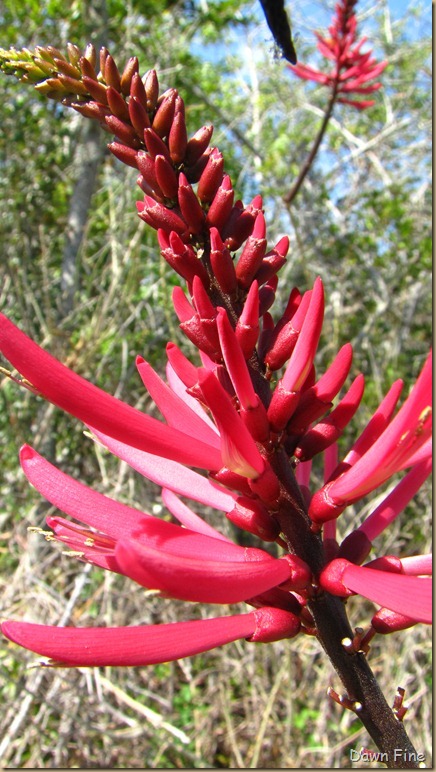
[
  {"left": 1, "top": 615, "right": 257, "bottom": 666},
  {"left": 0, "top": 315, "right": 222, "bottom": 471},
  {"left": 282, "top": 277, "right": 324, "bottom": 393},
  {"left": 20, "top": 445, "right": 150, "bottom": 539},
  {"left": 127, "top": 516, "right": 263, "bottom": 561},
  {"left": 115, "top": 539, "right": 290, "bottom": 603},
  {"left": 358, "top": 457, "right": 432, "bottom": 542},
  {"left": 399, "top": 555, "right": 432, "bottom": 576},
  {"left": 165, "top": 360, "right": 218, "bottom": 431},
  {"left": 216, "top": 308, "right": 257, "bottom": 409},
  {"left": 161, "top": 488, "right": 232, "bottom": 542},
  {"left": 90, "top": 427, "right": 236, "bottom": 510},
  {"left": 198, "top": 371, "right": 265, "bottom": 478},
  {"left": 136, "top": 357, "right": 220, "bottom": 448},
  {"left": 342, "top": 563, "right": 432, "bottom": 624},
  {"left": 331, "top": 352, "right": 432, "bottom": 499}
]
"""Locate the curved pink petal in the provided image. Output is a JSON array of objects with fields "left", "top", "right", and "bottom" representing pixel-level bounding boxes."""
[
  {"left": 399, "top": 555, "right": 432, "bottom": 576},
  {"left": 1, "top": 615, "right": 257, "bottom": 666},
  {"left": 282, "top": 277, "right": 324, "bottom": 393},
  {"left": 358, "top": 457, "right": 432, "bottom": 542},
  {"left": 162, "top": 489, "right": 232, "bottom": 542},
  {"left": 136, "top": 357, "right": 220, "bottom": 448},
  {"left": 331, "top": 352, "right": 432, "bottom": 499},
  {"left": 0, "top": 314, "right": 222, "bottom": 471},
  {"left": 91, "top": 428, "right": 236, "bottom": 510},
  {"left": 20, "top": 445, "right": 151, "bottom": 539},
  {"left": 342, "top": 564, "right": 432, "bottom": 624},
  {"left": 216, "top": 308, "right": 257, "bottom": 409},
  {"left": 128, "top": 517, "right": 266, "bottom": 561},
  {"left": 165, "top": 360, "right": 218, "bottom": 431},
  {"left": 115, "top": 540, "right": 290, "bottom": 603},
  {"left": 198, "top": 371, "right": 265, "bottom": 478}
]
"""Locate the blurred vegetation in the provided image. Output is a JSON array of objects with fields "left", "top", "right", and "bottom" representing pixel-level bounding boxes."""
[{"left": 0, "top": 0, "right": 432, "bottom": 767}]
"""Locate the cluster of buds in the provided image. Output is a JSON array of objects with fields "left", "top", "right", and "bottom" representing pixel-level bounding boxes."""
[
  {"left": 289, "top": 0, "right": 388, "bottom": 109},
  {"left": 0, "top": 42, "right": 431, "bottom": 669}
]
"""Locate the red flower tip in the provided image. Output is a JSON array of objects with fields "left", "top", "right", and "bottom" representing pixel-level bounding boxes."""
[
  {"left": 249, "top": 607, "right": 300, "bottom": 643},
  {"left": 226, "top": 497, "right": 280, "bottom": 542},
  {"left": 319, "top": 558, "right": 355, "bottom": 597},
  {"left": 371, "top": 608, "right": 418, "bottom": 634},
  {"left": 280, "top": 554, "right": 312, "bottom": 590}
]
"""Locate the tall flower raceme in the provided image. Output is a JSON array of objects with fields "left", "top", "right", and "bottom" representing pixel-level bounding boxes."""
[
  {"left": 284, "top": 0, "right": 388, "bottom": 204},
  {"left": 289, "top": 0, "right": 388, "bottom": 109},
  {"left": 0, "top": 42, "right": 432, "bottom": 764}
]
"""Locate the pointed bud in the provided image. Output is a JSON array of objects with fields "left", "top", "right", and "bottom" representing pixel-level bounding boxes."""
[
  {"left": 287, "top": 343, "right": 353, "bottom": 433},
  {"left": 76, "top": 76, "right": 105, "bottom": 108},
  {"left": 223, "top": 195, "right": 264, "bottom": 251},
  {"left": 197, "top": 148, "right": 224, "bottom": 203},
  {"left": 152, "top": 88, "right": 177, "bottom": 138},
  {"left": 143, "top": 127, "right": 172, "bottom": 162},
  {"left": 109, "top": 142, "right": 138, "bottom": 168},
  {"left": 209, "top": 227, "right": 237, "bottom": 294},
  {"left": 185, "top": 125, "right": 214, "bottom": 165},
  {"left": 104, "top": 114, "right": 141, "bottom": 147},
  {"left": 295, "top": 374, "right": 365, "bottom": 463},
  {"left": 255, "top": 236, "right": 289, "bottom": 285},
  {"left": 104, "top": 54, "right": 121, "bottom": 91},
  {"left": 235, "top": 282, "right": 260, "bottom": 358},
  {"left": 106, "top": 85, "right": 130, "bottom": 122},
  {"left": 235, "top": 212, "right": 268, "bottom": 289},
  {"left": 79, "top": 55, "right": 98, "bottom": 82},
  {"left": 281, "top": 278, "right": 324, "bottom": 393},
  {"left": 144, "top": 69, "right": 159, "bottom": 111},
  {"left": 169, "top": 101, "right": 188, "bottom": 163},
  {"left": 128, "top": 95, "right": 151, "bottom": 135},
  {"left": 130, "top": 71, "right": 148, "bottom": 110},
  {"left": 137, "top": 196, "right": 188, "bottom": 236},
  {"left": 177, "top": 173, "right": 205, "bottom": 234},
  {"left": 120, "top": 56, "right": 139, "bottom": 96},
  {"left": 206, "top": 175, "right": 234, "bottom": 230},
  {"left": 72, "top": 101, "right": 110, "bottom": 123},
  {"left": 155, "top": 154, "right": 179, "bottom": 199},
  {"left": 160, "top": 233, "right": 209, "bottom": 285}
]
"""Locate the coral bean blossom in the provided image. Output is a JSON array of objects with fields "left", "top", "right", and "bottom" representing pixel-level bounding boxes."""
[
  {"left": 0, "top": 38, "right": 431, "bottom": 764},
  {"left": 289, "top": 0, "right": 388, "bottom": 109}
]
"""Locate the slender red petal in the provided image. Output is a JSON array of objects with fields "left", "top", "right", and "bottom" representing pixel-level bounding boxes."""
[
  {"left": 161, "top": 489, "right": 232, "bottom": 542},
  {"left": 357, "top": 457, "right": 432, "bottom": 542},
  {"left": 20, "top": 445, "right": 150, "bottom": 539},
  {"left": 0, "top": 315, "right": 222, "bottom": 471},
  {"left": 342, "top": 563, "right": 432, "bottom": 624},
  {"left": 198, "top": 371, "right": 265, "bottom": 478},
  {"left": 90, "top": 427, "right": 236, "bottom": 511},
  {"left": 0, "top": 615, "right": 257, "bottom": 667},
  {"left": 136, "top": 357, "right": 220, "bottom": 449},
  {"left": 115, "top": 539, "right": 290, "bottom": 603}
]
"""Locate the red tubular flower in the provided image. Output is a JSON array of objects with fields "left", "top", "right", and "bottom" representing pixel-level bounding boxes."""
[
  {"left": 1, "top": 607, "right": 300, "bottom": 667},
  {"left": 290, "top": 0, "right": 388, "bottom": 109},
  {"left": 309, "top": 352, "right": 432, "bottom": 522},
  {"left": 320, "top": 559, "right": 431, "bottom": 624},
  {"left": 0, "top": 314, "right": 222, "bottom": 471}
]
